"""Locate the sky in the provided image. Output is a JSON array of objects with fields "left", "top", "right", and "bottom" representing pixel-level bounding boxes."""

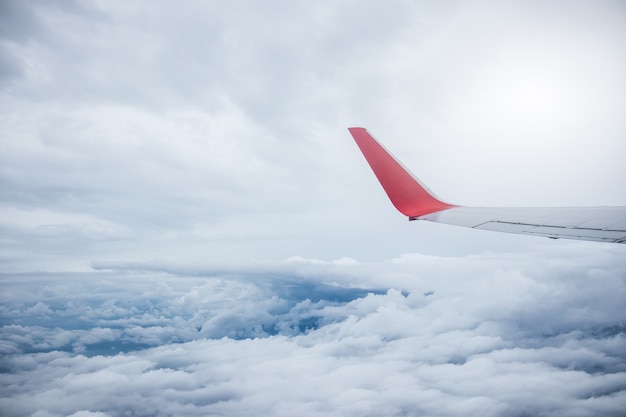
[{"left": 1, "top": 1, "right": 626, "bottom": 416}]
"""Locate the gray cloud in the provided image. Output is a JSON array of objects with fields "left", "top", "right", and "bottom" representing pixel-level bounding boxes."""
[{"left": 2, "top": 1, "right": 626, "bottom": 270}]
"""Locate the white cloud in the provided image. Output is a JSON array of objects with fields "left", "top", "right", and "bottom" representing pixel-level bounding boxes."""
[
  {"left": 1, "top": 245, "right": 625, "bottom": 416},
  {"left": 67, "top": 412, "right": 112, "bottom": 417}
]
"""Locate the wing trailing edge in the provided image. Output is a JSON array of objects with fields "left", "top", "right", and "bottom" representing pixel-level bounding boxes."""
[{"left": 348, "top": 127, "right": 626, "bottom": 244}]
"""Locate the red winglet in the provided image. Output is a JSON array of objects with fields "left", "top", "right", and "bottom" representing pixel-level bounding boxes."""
[{"left": 348, "top": 127, "right": 456, "bottom": 218}]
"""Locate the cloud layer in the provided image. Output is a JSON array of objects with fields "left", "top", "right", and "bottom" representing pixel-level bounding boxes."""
[{"left": 2, "top": 244, "right": 625, "bottom": 416}]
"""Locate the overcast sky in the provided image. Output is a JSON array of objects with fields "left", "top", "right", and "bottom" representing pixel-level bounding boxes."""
[
  {"left": 2, "top": 0, "right": 626, "bottom": 270},
  {"left": 1, "top": 1, "right": 626, "bottom": 416}
]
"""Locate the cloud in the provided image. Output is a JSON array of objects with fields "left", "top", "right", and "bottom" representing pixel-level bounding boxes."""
[
  {"left": 2, "top": 244, "right": 625, "bottom": 416},
  {"left": 2, "top": 1, "right": 626, "bottom": 271}
]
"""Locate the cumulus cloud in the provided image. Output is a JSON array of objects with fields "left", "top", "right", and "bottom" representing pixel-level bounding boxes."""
[{"left": 2, "top": 244, "right": 626, "bottom": 416}]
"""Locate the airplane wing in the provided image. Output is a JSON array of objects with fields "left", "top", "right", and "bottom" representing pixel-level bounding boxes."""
[{"left": 348, "top": 127, "right": 626, "bottom": 244}]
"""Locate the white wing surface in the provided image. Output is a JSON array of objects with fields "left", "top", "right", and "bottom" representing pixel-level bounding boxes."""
[{"left": 348, "top": 127, "right": 626, "bottom": 244}]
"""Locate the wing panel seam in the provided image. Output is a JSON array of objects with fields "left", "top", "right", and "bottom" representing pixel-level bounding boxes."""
[{"left": 485, "top": 220, "right": 626, "bottom": 233}]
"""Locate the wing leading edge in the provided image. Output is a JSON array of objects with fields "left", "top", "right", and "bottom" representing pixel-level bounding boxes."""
[{"left": 348, "top": 127, "right": 626, "bottom": 244}]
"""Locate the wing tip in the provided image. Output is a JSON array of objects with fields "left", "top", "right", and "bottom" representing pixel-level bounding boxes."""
[
  {"left": 348, "top": 127, "right": 455, "bottom": 217},
  {"left": 348, "top": 126, "right": 366, "bottom": 134}
]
